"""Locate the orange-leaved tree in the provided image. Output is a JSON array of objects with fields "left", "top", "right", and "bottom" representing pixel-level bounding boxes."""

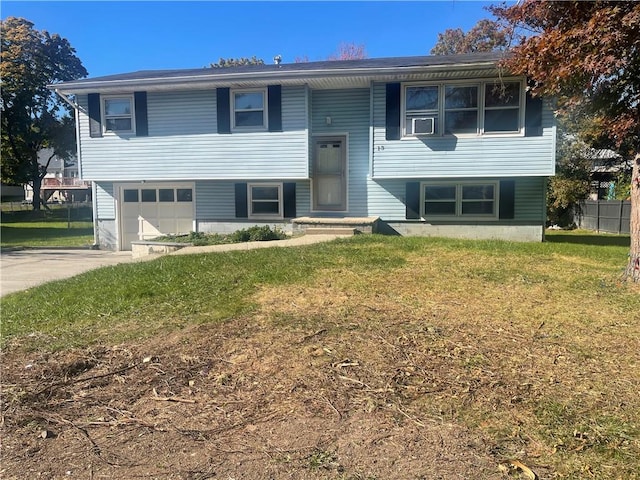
[
  {"left": 491, "top": 0, "right": 640, "bottom": 281},
  {"left": 327, "top": 42, "right": 367, "bottom": 61}
]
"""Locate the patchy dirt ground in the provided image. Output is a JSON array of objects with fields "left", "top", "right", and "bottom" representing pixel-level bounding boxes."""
[
  {"left": 1, "top": 313, "right": 517, "bottom": 480},
  {"left": 5, "top": 247, "right": 637, "bottom": 480}
]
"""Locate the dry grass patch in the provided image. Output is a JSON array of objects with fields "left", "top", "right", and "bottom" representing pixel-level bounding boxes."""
[
  {"left": 254, "top": 240, "right": 640, "bottom": 479},
  {"left": 2, "top": 235, "right": 638, "bottom": 479}
]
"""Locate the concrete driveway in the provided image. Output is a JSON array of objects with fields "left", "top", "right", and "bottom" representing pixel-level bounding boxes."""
[
  {"left": 1, "top": 248, "right": 134, "bottom": 297},
  {"left": 0, "top": 234, "right": 350, "bottom": 297}
]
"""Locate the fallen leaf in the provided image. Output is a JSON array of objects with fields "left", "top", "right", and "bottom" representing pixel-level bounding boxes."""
[{"left": 510, "top": 460, "right": 537, "bottom": 480}]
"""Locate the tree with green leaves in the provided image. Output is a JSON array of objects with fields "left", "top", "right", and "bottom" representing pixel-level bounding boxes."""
[
  {"left": 430, "top": 19, "right": 509, "bottom": 55},
  {"left": 210, "top": 56, "right": 264, "bottom": 68},
  {"left": 491, "top": 0, "right": 640, "bottom": 281},
  {"left": 547, "top": 128, "right": 593, "bottom": 227},
  {"left": 1, "top": 17, "right": 87, "bottom": 211}
]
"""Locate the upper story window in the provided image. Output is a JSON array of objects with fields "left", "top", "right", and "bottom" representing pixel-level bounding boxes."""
[
  {"left": 444, "top": 85, "right": 478, "bottom": 134},
  {"left": 484, "top": 82, "right": 521, "bottom": 133},
  {"left": 232, "top": 89, "right": 267, "bottom": 131},
  {"left": 103, "top": 96, "right": 135, "bottom": 134},
  {"left": 402, "top": 80, "right": 523, "bottom": 138},
  {"left": 405, "top": 85, "right": 439, "bottom": 135}
]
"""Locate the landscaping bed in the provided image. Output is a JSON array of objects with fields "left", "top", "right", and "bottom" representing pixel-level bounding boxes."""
[{"left": 153, "top": 225, "right": 288, "bottom": 246}]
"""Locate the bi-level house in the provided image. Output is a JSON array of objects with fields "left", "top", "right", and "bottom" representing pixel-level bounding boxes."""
[{"left": 50, "top": 53, "right": 555, "bottom": 251}]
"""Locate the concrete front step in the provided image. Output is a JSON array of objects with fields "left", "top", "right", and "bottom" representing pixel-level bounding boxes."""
[
  {"left": 304, "top": 227, "right": 357, "bottom": 236},
  {"left": 292, "top": 216, "right": 380, "bottom": 235}
]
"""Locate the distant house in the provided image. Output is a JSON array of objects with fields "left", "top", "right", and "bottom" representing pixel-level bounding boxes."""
[
  {"left": 50, "top": 53, "right": 555, "bottom": 251},
  {"left": 587, "top": 149, "right": 631, "bottom": 200},
  {"left": 23, "top": 149, "right": 90, "bottom": 204}
]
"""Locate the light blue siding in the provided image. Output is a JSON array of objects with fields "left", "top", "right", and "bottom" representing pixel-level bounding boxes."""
[
  {"left": 310, "top": 88, "right": 370, "bottom": 217},
  {"left": 78, "top": 86, "right": 309, "bottom": 181},
  {"left": 95, "top": 182, "right": 115, "bottom": 219},
  {"left": 194, "top": 180, "right": 311, "bottom": 220},
  {"left": 371, "top": 82, "right": 555, "bottom": 178},
  {"left": 148, "top": 90, "right": 216, "bottom": 136},
  {"left": 368, "top": 176, "right": 545, "bottom": 223}
]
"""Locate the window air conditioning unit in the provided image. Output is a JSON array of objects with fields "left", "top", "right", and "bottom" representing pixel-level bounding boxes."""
[{"left": 412, "top": 117, "right": 435, "bottom": 136}]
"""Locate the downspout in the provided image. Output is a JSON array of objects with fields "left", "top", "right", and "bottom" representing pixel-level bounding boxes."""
[
  {"left": 54, "top": 89, "right": 83, "bottom": 179},
  {"left": 55, "top": 88, "right": 98, "bottom": 247}
]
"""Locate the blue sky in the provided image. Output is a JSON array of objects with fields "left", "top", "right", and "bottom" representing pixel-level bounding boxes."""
[{"left": 2, "top": 1, "right": 501, "bottom": 78}]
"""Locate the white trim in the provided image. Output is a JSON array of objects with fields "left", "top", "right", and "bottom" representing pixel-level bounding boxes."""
[
  {"left": 310, "top": 134, "right": 349, "bottom": 213},
  {"left": 401, "top": 78, "right": 525, "bottom": 139},
  {"left": 102, "top": 94, "right": 135, "bottom": 135},
  {"left": 420, "top": 180, "right": 499, "bottom": 221},
  {"left": 231, "top": 88, "right": 268, "bottom": 132},
  {"left": 482, "top": 80, "right": 524, "bottom": 135},
  {"left": 247, "top": 182, "right": 283, "bottom": 219},
  {"left": 52, "top": 60, "right": 501, "bottom": 94},
  {"left": 368, "top": 81, "right": 375, "bottom": 178}
]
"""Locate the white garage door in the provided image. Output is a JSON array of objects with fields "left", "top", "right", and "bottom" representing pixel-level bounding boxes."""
[{"left": 119, "top": 183, "right": 194, "bottom": 250}]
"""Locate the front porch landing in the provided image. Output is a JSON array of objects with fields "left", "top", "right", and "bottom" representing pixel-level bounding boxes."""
[{"left": 292, "top": 216, "right": 380, "bottom": 235}]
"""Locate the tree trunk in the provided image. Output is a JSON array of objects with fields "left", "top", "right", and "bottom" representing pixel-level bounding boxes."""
[
  {"left": 624, "top": 153, "right": 640, "bottom": 282},
  {"left": 31, "top": 175, "right": 42, "bottom": 211}
]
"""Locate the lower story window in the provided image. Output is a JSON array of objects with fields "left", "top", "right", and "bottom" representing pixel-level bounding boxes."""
[
  {"left": 423, "top": 182, "right": 497, "bottom": 218},
  {"left": 248, "top": 183, "right": 282, "bottom": 218}
]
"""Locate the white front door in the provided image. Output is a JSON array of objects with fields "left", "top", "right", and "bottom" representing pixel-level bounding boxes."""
[
  {"left": 119, "top": 183, "right": 194, "bottom": 250},
  {"left": 313, "top": 137, "right": 347, "bottom": 211}
]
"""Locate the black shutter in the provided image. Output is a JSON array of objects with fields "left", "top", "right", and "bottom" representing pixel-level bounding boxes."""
[
  {"left": 499, "top": 180, "right": 515, "bottom": 219},
  {"left": 134, "top": 91, "right": 148, "bottom": 137},
  {"left": 405, "top": 182, "right": 421, "bottom": 219},
  {"left": 235, "top": 183, "right": 248, "bottom": 218},
  {"left": 525, "top": 93, "right": 543, "bottom": 137},
  {"left": 268, "top": 85, "right": 282, "bottom": 132},
  {"left": 386, "top": 83, "right": 401, "bottom": 141},
  {"left": 217, "top": 88, "right": 231, "bottom": 134},
  {"left": 283, "top": 182, "right": 296, "bottom": 218},
  {"left": 88, "top": 93, "right": 102, "bottom": 138}
]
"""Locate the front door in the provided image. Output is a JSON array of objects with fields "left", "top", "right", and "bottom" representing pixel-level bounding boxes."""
[{"left": 313, "top": 137, "right": 347, "bottom": 211}]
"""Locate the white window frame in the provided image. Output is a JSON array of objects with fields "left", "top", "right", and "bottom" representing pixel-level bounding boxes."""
[
  {"left": 248, "top": 182, "right": 283, "bottom": 219},
  {"left": 444, "top": 84, "right": 480, "bottom": 135},
  {"left": 102, "top": 95, "right": 135, "bottom": 135},
  {"left": 482, "top": 81, "right": 524, "bottom": 135},
  {"left": 231, "top": 88, "right": 268, "bottom": 132},
  {"left": 404, "top": 84, "right": 440, "bottom": 136},
  {"left": 421, "top": 181, "right": 499, "bottom": 220},
  {"left": 401, "top": 79, "right": 525, "bottom": 138}
]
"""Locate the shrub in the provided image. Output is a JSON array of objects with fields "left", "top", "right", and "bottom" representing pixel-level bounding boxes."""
[
  {"left": 230, "top": 225, "right": 287, "bottom": 242},
  {"left": 153, "top": 226, "right": 287, "bottom": 246}
]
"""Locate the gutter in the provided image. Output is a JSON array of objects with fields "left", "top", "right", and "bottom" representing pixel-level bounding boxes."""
[{"left": 49, "top": 61, "right": 500, "bottom": 94}]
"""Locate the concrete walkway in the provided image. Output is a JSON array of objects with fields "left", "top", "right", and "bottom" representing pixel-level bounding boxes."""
[{"left": 0, "top": 234, "right": 349, "bottom": 297}]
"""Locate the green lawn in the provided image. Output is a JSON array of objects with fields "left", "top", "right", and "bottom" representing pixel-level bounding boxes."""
[
  {"left": 1, "top": 205, "right": 94, "bottom": 247},
  {"left": 2, "top": 233, "right": 638, "bottom": 479}
]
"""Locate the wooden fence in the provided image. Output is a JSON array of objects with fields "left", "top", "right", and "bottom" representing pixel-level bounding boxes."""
[{"left": 574, "top": 200, "right": 631, "bottom": 234}]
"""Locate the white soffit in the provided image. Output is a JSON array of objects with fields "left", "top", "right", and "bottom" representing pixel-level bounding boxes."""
[{"left": 54, "top": 68, "right": 502, "bottom": 94}]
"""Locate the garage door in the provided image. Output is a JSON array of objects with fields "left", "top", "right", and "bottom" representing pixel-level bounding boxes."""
[{"left": 119, "top": 183, "right": 194, "bottom": 250}]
